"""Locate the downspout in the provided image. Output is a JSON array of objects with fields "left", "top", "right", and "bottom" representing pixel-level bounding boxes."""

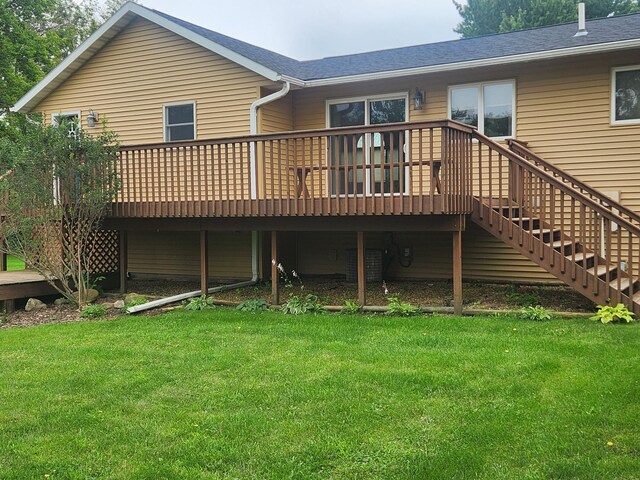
[{"left": 249, "top": 81, "right": 291, "bottom": 281}]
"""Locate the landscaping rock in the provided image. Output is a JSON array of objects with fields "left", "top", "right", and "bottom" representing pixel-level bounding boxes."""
[
  {"left": 113, "top": 300, "right": 125, "bottom": 309},
  {"left": 25, "top": 298, "right": 47, "bottom": 312},
  {"left": 54, "top": 297, "right": 71, "bottom": 306},
  {"left": 72, "top": 289, "right": 100, "bottom": 304},
  {"left": 124, "top": 293, "right": 147, "bottom": 305}
]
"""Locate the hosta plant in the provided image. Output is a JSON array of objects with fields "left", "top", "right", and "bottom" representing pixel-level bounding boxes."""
[{"left": 591, "top": 303, "right": 635, "bottom": 324}]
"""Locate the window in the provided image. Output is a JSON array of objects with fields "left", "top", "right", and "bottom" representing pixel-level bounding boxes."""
[
  {"left": 449, "top": 80, "right": 515, "bottom": 138},
  {"left": 164, "top": 102, "right": 196, "bottom": 141},
  {"left": 52, "top": 111, "right": 80, "bottom": 137},
  {"left": 612, "top": 66, "right": 640, "bottom": 125},
  {"left": 327, "top": 94, "right": 408, "bottom": 195}
]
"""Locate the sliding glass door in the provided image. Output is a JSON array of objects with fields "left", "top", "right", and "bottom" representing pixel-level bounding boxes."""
[{"left": 328, "top": 94, "right": 407, "bottom": 196}]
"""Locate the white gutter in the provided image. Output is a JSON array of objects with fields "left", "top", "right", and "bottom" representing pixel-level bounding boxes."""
[
  {"left": 248, "top": 80, "right": 290, "bottom": 281},
  {"left": 126, "top": 279, "right": 257, "bottom": 314}
]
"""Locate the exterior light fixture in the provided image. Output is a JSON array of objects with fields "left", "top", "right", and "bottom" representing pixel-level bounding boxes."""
[
  {"left": 87, "top": 110, "right": 98, "bottom": 127},
  {"left": 413, "top": 88, "right": 424, "bottom": 110}
]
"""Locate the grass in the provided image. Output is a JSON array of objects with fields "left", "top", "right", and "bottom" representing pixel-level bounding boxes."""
[
  {"left": 6, "top": 255, "right": 25, "bottom": 271},
  {"left": 1, "top": 310, "right": 639, "bottom": 479}
]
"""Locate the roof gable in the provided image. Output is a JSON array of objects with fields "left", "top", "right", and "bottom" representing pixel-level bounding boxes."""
[{"left": 13, "top": 2, "right": 284, "bottom": 113}]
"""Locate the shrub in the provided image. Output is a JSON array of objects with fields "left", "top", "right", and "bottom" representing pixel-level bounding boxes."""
[
  {"left": 342, "top": 300, "right": 362, "bottom": 314},
  {"left": 591, "top": 303, "right": 635, "bottom": 324},
  {"left": 236, "top": 299, "right": 268, "bottom": 312},
  {"left": 520, "top": 305, "right": 552, "bottom": 321},
  {"left": 281, "top": 294, "right": 323, "bottom": 315},
  {"left": 80, "top": 304, "right": 107, "bottom": 319},
  {"left": 387, "top": 296, "right": 420, "bottom": 316},
  {"left": 184, "top": 295, "right": 215, "bottom": 311},
  {"left": 84, "top": 274, "right": 106, "bottom": 295}
]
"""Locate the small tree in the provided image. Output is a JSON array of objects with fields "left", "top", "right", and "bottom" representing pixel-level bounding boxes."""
[{"left": 0, "top": 115, "right": 119, "bottom": 308}]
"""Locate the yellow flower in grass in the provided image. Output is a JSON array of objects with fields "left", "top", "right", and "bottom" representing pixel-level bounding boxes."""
[{"left": 607, "top": 441, "right": 614, "bottom": 447}]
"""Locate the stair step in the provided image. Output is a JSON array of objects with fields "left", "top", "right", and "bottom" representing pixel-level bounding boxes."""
[
  {"left": 552, "top": 240, "right": 574, "bottom": 248},
  {"left": 610, "top": 277, "right": 634, "bottom": 291},
  {"left": 568, "top": 249, "right": 596, "bottom": 265},
  {"left": 588, "top": 265, "right": 615, "bottom": 277},
  {"left": 570, "top": 252, "right": 595, "bottom": 262}
]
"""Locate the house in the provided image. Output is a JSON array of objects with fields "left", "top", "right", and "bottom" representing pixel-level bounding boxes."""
[{"left": 12, "top": 2, "right": 640, "bottom": 313}]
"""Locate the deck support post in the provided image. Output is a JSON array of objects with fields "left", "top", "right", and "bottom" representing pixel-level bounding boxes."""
[
  {"left": 357, "top": 231, "right": 366, "bottom": 306},
  {"left": 119, "top": 230, "right": 128, "bottom": 294},
  {"left": 453, "top": 219, "right": 463, "bottom": 315},
  {"left": 200, "top": 230, "right": 209, "bottom": 296},
  {"left": 271, "top": 231, "right": 279, "bottom": 305}
]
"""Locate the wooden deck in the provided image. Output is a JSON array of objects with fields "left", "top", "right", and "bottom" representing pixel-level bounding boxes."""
[
  {"left": 110, "top": 120, "right": 475, "bottom": 219},
  {"left": 0, "top": 270, "right": 59, "bottom": 302}
]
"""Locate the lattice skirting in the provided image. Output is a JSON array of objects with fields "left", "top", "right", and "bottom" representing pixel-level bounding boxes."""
[{"left": 86, "top": 230, "right": 120, "bottom": 274}]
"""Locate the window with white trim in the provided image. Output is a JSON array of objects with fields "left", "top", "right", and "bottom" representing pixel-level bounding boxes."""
[
  {"left": 52, "top": 111, "right": 81, "bottom": 137},
  {"left": 449, "top": 80, "right": 515, "bottom": 138},
  {"left": 164, "top": 102, "right": 195, "bottom": 141},
  {"left": 612, "top": 66, "right": 640, "bottom": 125}
]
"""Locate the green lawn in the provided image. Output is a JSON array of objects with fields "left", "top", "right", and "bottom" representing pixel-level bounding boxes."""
[
  {"left": 6, "top": 255, "right": 25, "bottom": 271},
  {"left": 1, "top": 310, "right": 639, "bottom": 479}
]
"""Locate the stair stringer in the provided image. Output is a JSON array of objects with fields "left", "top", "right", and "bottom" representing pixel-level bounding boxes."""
[{"left": 470, "top": 198, "right": 640, "bottom": 315}]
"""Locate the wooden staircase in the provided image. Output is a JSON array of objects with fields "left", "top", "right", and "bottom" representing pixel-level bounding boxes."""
[{"left": 464, "top": 132, "right": 640, "bottom": 315}]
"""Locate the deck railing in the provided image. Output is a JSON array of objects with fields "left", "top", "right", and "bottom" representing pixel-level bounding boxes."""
[
  {"left": 473, "top": 131, "right": 640, "bottom": 310},
  {"left": 111, "top": 120, "right": 474, "bottom": 218}
]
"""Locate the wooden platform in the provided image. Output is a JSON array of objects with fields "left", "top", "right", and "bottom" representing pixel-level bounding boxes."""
[{"left": 0, "top": 270, "right": 59, "bottom": 302}]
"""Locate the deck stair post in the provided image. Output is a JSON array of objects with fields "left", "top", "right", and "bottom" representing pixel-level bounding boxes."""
[{"left": 469, "top": 131, "right": 640, "bottom": 315}]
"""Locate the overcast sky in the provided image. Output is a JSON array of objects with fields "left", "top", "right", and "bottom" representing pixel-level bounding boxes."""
[{"left": 133, "top": 0, "right": 464, "bottom": 60}]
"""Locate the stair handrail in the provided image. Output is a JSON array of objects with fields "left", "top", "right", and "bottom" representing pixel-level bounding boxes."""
[
  {"left": 507, "top": 139, "right": 640, "bottom": 227},
  {"left": 473, "top": 131, "right": 640, "bottom": 238}
]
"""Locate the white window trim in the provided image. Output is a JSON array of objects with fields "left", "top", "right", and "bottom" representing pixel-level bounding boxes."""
[
  {"left": 325, "top": 93, "right": 410, "bottom": 196},
  {"left": 611, "top": 65, "right": 640, "bottom": 126},
  {"left": 163, "top": 101, "right": 197, "bottom": 142},
  {"left": 51, "top": 110, "right": 81, "bottom": 126},
  {"left": 325, "top": 92, "right": 409, "bottom": 128},
  {"left": 448, "top": 79, "right": 516, "bottom": 140}
]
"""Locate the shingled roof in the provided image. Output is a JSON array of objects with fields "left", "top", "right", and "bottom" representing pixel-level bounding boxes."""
[
  {"left": 154, "top": 8, "right": 640, "bottom": 81},
  {"left": 13, "top": 2, "right": 640, "bottom": 112}
]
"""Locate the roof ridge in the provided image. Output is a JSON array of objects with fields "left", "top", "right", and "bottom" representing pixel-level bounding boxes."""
[
  {"left": 302, "top": 11, "right": 640, "bottom": 63},
  {"left": 149, "top": 7, "right": 300, "bottom": 64}
]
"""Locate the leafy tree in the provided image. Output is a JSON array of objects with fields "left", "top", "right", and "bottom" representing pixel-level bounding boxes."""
[
  {"left": 0, "top": 115, "right": 120, "bottom": 308},
  {"left": 0, "top": 0, "right": 138, "bottom": 118},
  {"left": 454, "top": 0, "right": 640, "bottom": 37}
]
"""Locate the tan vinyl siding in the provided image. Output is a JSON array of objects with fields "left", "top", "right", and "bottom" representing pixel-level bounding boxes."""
[
  {"left": 34, "top": 17, "right": 278, "bottom": 144},
  {"left": 128, "top": 231, "right": 252, "bottom": 279},
  {"left": 295, "top": 228, "right": 558, "bottom": 283},
  {"left": 290, "top": 53, "right": 640, "bottom": 283},
  {"left": 259, "top": 91, "right": 294, "bottom": 133},
  {"left": 258, "top": 91, "right": 295, "bottom": 197}
]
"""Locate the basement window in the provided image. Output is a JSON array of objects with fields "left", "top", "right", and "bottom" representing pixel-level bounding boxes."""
[
  {"left": 164, "top": 102, "right": 196, "bottom": 141},
  {"left": 612, "top": 66, "right": 640, "bottom": 125},
  {"left": 449, "top": 80, "right": 515, "bottom": 138}
]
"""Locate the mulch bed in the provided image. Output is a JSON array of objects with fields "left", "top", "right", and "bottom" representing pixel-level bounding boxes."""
[
  {"left": 1, "top": 278, "right": 595, "bottom": 329},
  {"left": 126, "top": 277, "right": 594, "bottom": 312}
]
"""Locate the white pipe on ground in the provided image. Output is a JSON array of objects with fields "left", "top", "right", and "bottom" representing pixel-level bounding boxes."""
[{"left": 126, "top": 279, "right": 257, "bottom": 314}]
